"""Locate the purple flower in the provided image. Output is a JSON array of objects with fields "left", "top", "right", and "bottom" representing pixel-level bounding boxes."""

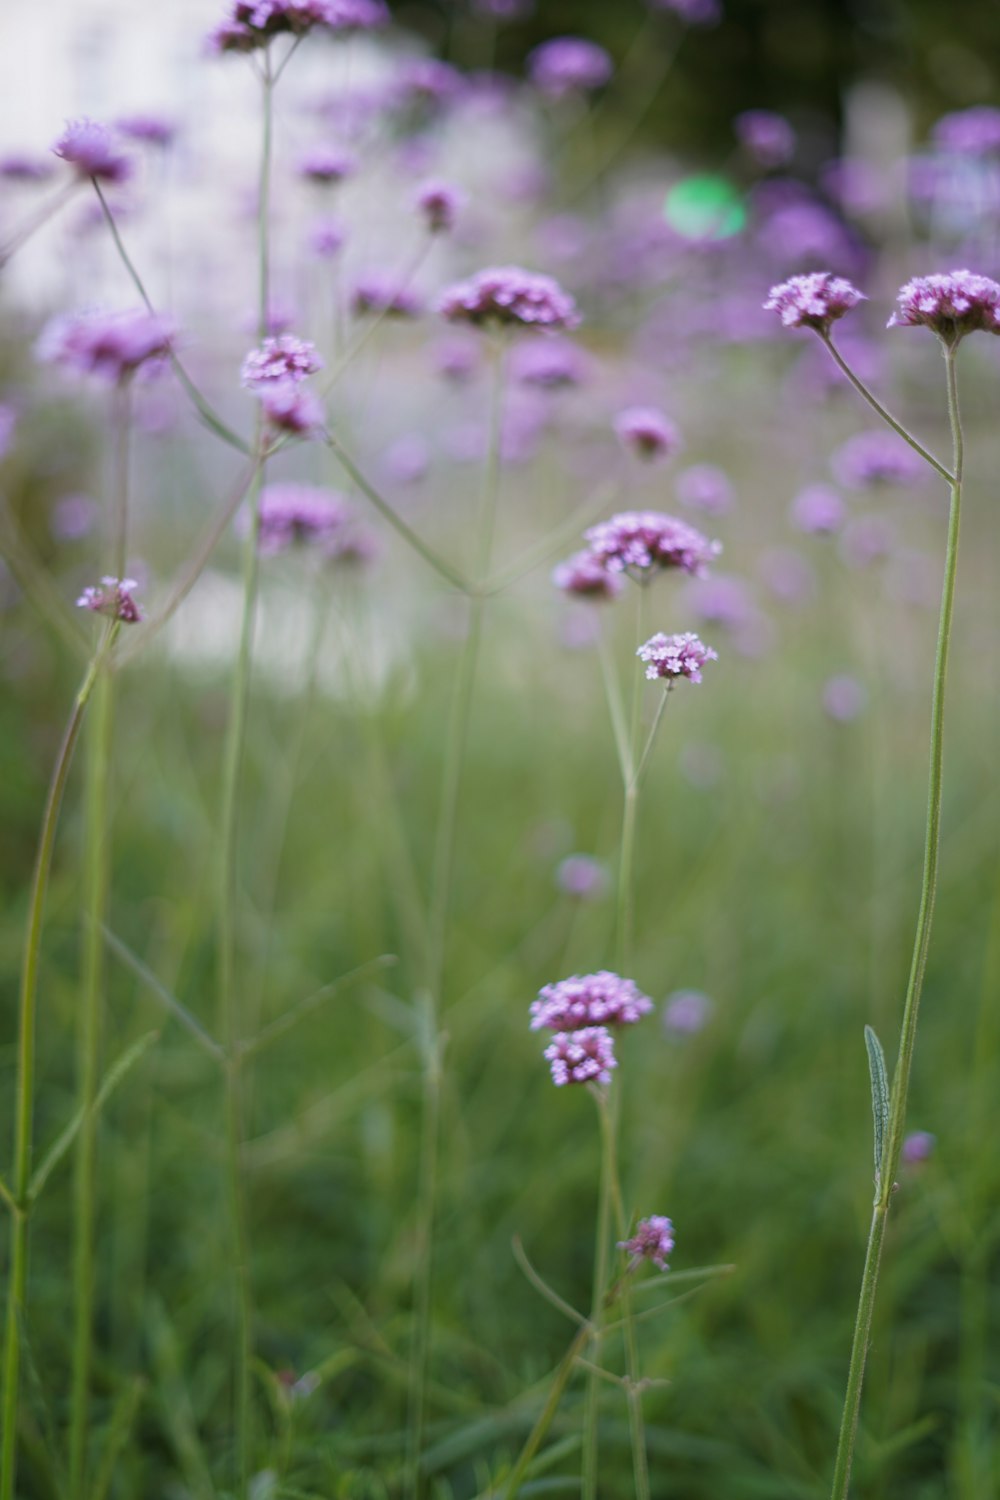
[
  {"left": 676, "top": 464, "right": 734, "bottom": 515},
  {"left": 832, "top": 430, "right": 923, "bottom": 490},
  {"left": 552, "top": 550, "right": 623, "bottom": 601},
  {"left": 51, "top": 494, "right": 99, "bottom": 541},
  {"left": 556, "top": 855, "right": 609, "bottom": 901},
  {"left": 351, "top": 274, "right": 423, "bottom": 318},
  {"left": 932, "top": 107, "right": 1000, "bottom": 157},
  {"left": 763, "top": 271, "right": 866, "bottom": 333},
  {"left": 887, "top": 270, "right": 1000, "bottom": 344},
  {"left": 0, "top": 152, "right": 55, "bottom": 183},
  {"left": 663, "top": 990, "right": 713, "bottom": 1035},
  {"left": 52, "top": 120, "right": 133, "bottom": 184},
  {"left": 902, "top": 1130, "right": 936, "bottom": 1165},
  {"left": 437, "top": 266, "right": 580, "bottom": 331},
  {"left": 38, "top": 309, "right": 175, "bottom": 383},
  {"left": 0, "top": 405, "right": 18, "bottom": 460},
  {"left": 646, "top": 0, "right": 720, "bottom": 23},
  {"left": 531, "top": 972, "right": 653, "bottom": 1031},
  {"left": 471, "top": 0, "right": 535, "bottom": 16},
  {"left": 822, "top": 674, "right": 866, "bottom": 722},
  {"left": 116, "top": 113, "right": 176, "bottom": 147},
  {"left": 544, "top": 1026, "right": 617, "bottom": 1086},
  {"left": 735, "top": 110, "right": 796, "bottom": 169},
  {"left": 207, "top": 0, "right": 387, "bottom": 52},
  {"left": 392, "top": 58, "right": 468, "bottom": 117},
  {"left": 614, "top": 407, "right": 682, "bottom": 463},
  {"left": 618, "top": 1216, "right": 675, "bottom": 1271},
  {"left": 415, "top": 180, "right": 464, "bottom": 234},
  {"left": 528, "top": 37, "right": 613, "bottom": 98},
  {"left": 584, "top": 511, "right": 721, "bottom": 579},
  {"left": 307, "top": 216, "right": 347, "bottom": 258},
  {"left": 839, "top": 515, "right": 895, "bottom": 569},
  {"left": 432, "top": 334, "right": 480, "bottom": 383},
  {"left": 510, "top": 336, "right": 588, "bottom": 389},
  {"left": 256, "top": 482, "right": 347, "bottom": 554},
  {"left": 298, "top": 145, "right": 357, "bottom": 184},
  {"left": 758, "top": 548, "right": 815, "bottom": 605},
  {"left": 240, "top": 334, "right": 323, "bottom": 389},
  {"left": 76, "top": 576, "right": 143, "bottom": 623},
  {"left": 790, "top": 483, "right": 845, "bottom": 536},
  {"left": 637, "top": 631, "right": 718, "bottom": 684},
  {"left": 260, "top": 382, "right": 324, "bottom": 435},
  {"left": 383, "top": 433, "right": 431, "bottom": 485}
]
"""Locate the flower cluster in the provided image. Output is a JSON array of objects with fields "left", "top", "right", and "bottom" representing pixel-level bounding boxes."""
[
  {"left": 298, "top": 144, "right": 357, "bottom": 184},
  {"left": 552, "top": 550, "right": 624, "bottom": 601},
  {"left": 832, "top": 430, "right": 923, "bottom": 489},
  {"left": 241, "top": 335, "right": 323, "bottom": 388},
  {"left": 887, "top": 270, "right": 1000, "bottom": 344},
  {"left": 618, "top": 1216, "right": 675, "bottom": 1271},
  {"left": 531, "top": 972, "right": 653, "bottom": 1032},
  {"left": 528, "top": 37, "right": 613, "bottom": 98},
  {"left": 735, "top": 110, "right": 796, "bottom": 169},
  {"left": 208, "top": 0, "right": 387, "bottom": 53},
  {"left": 676, "top": 464, "right": 734, "bottom": 516},
  {"left": 543, "top": 1028, "right": 617, "bottom": 1087},
  {"left": 52, "top": 119, "right": 133, "bottom": 184},
  {"left": 763, "top": 272, "right": 866, "bottom": 334},
  {"left": 351, "top": 274, "right": 424, "bottom": 318},
  {"left": 38, "top": 309, "right": 175, "bottom": 383},
  {"left": 932, "top": 106, "right": 1000, "bottom": 157},
  {"left": 614, "top": 406, "right": 682, "bottom": 463},
  {"left": 256, "top": 483, "right": 347, "bottom": 555},
  {"left": 76, "top": 577, "right": 143, "bottom": 623},
  {"left": 437, "top": 266, "right": 580, "bottom": 331},
  {"left": 414, "top": 181, "right": 464, "bottom": 235},
  {"left": 511, "top": 336, "right": 588, "bottom": 389},
  {"left": 637, "top": 631, "right": 718, "bottom": 684},
  {"left": 584, "top": 511, "right": 721, "bottom": 579}
]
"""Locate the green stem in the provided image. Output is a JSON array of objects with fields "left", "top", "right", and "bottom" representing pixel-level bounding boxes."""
[
  {"left": 404, "top": 336, "right": 506, "bottom": 1500},
  {"left": 821, "top": 334, "right": 954, "bottom": 484},
  {"left": 582, "top": 1087, "right": 616, "bottom": 1500},
  {"left": 830, "top": 342, "right": 964, "bottom": 1500},
  {"left": 1, "top": 627, "right": 117, "bottom": 1500},
  {"left": 501, "top": 1320, "right": 593, "bottom": 1500},
  {"left": 616, "top": 585, "right": 649, "bottom": 975},
  {"left": 599, "top": 1095, "right": 649, "bottom": 1500}
]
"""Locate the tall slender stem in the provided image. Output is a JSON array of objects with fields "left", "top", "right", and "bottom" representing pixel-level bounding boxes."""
[
  {"left": 405, "top": 336, "right": 506, "bottom": 1500},
  {"left": 1, "top": 628, "right": 117, "bottom": 1500},
  {"left": 599, "top": 1094, "right": 650, "bottom": 1500},
  {"left": 830, "top": 343, "right": 964, "bottom": 1500},
  {"left": 822, "top": 334, "right": 953, "bottom": 484},
  {"left": 582, "top": 1088, "right": 614, "bottom": 1500}
]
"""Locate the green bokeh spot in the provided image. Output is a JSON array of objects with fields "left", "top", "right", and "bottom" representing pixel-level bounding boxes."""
[{"left": 664, "top": 175, "right": 746, "bottom": 240}]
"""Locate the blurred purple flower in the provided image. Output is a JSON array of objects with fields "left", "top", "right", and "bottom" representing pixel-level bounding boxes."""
[
  {"left": 528, "top": 37, "right": 613, "bottom": 98},
  {"left": 51, "top": 494, "right": 99, "bottom": 541},
  {"left": 241, "top": 334, "right": 322, "bottom": 388},
  {"left": 790, "top": 483, "right": 845, "bottom": 536},
  {"left": 832, "top": 430, "right": 923, "bottom": 490},
  {"left": 256, "top": 483, "right": 348, "bottom": 554},
  {"left": 619, "top": 1216, "right": 675, "bottom": 1270},
  {"left": 556, "top": 855, "right": 610, "bottom": 901},
  {"left": 532, "top": 971, "right": 652, "bottom": 1031},
  {"left": 351, "top": 274, "right": 423, "bottom": 318},
  {"left": 637, "top": 631, "right": 718, "bottom": 683},
  {"left": 260, "top": 382, "right": 324, "bottom": 435},
  {"left": 552, "top": 550, "right": 623, "bottom": 601},
  {"left": 822, "top": 674, "right": 866, "bottom": 721},
  {"left": 933, "top": 107, "right": 1000, "bottom": 157},
  {"left": 585, "top": 511, "right": 721, "bottom": 578},
  {"left": 736, "top": 110, "right": 796, "bottom": 169},
  {"left": 888, "top": 270, "right": 1000, "bottom": 343},
  {"left": 676, "top": 464, "right": 734, "bottom": 515},
  {"left": 758, "top": 548, "right": 815, "bottom": 605},
  {"left": 207, "top": 0, "right": 387, "bottom": 53},
  {"left": 471, "top": 0, "right": 535, "bottom": 16},
  {"left": 383, "top": 433, "right": 430, "bottom": 485},
  {"left": 663, "top": 989, "right": 713, "bottom": 1035},
  {"left": 510, "top": 335, "right": 588, "bottom": 388},
  {"left": 298, "top": 145, "right": 357, "bottom": 184},
  {"left": 544, "top": 1026, "right": 617, "bottom": 1086},
  {"left": 0, "top": 405, "right": 17, "bottom": 460},
  {"left": 0, "top": 152, "right": 55, "bottom": 183},
  {"left": 307, "top": 216, "right": 346, "bottom": 257},
  {"left": 431, "top": 334, "right": 480, "bottom": 382},
  {"left": 116, "top": 113, "right": 176, "bottom": 147},
  {"left": 647, "top": 0, "right": 720, "bottom": 22},
  {"left": 77, "top": 576, "right": 143, "bottom": 623},
  {"left": 614, "top": 406, "right": 682, "bottom": 463},
  {"left": 38, "top": 309, "right": 174, "bottom": 383},
  {"left": 902, "top": 1130, "right": 936, "bottom": 1164},
  {"left": 415, "top": 180, "right": 465, "bottom": 234},
  {"left": 437, "top": 266, "right": 580, "bottom": 330},
  {"left": 52, "top": 120, "right": 133, "bottom": 184},
  {"left": 839, "top": 515, "right": 895, "bottom": 569},
  {"left": 764, "top": 271, "right": 865, "bottom": 333}
]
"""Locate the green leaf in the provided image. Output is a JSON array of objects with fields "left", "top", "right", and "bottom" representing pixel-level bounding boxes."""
[{"left": 865, "top": 1025, "right": 890, "bottom": 1189}]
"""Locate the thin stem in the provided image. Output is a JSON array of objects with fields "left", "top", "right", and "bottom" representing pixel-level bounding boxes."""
[
  {"left": 830, "top": 343, "right": 964, "bottom": 1500},
  {"left": 0, "top": 178, "right": 79, "bottom": 267},
  {"left": 318, "top": 238, "right": 431, "bottom": 398},
  {"left": 616, "top": 585, "right": 649, "bottom": 975},
  {"left": 582, "top": 1087, "right": 615, "bottom": 1500},
  {"left": 110, "top": 382, "right": 131, "bottom": 580},
  {"left": 600, "top": 1098, "right": 650, "bottom": 1500},
  {"left": 405, "top": 336, "right": 506, "bottom": 1500},
  {"left": 500, "top": 1320, "right": 593, "bottom": 1500},
  {"left": 821, "top": 334, "right": 954, "bottom": 484},
  {"left": 1, "top": 627, "right": 117, "bottom": 1500},
  {"left": 634, "top": 687, "right": 671, "bottom": 787}
]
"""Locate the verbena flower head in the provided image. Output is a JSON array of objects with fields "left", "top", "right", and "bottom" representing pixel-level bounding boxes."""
[
  {"left": 0, "top": 151, "right": 55, "bottom": 182},
  {"left": 619, "top": 1216, "right": 675, "bottom": 1271},
  {"left": 528, "top": 37, "right": 613, "bottom": 98},
  {"left": 77, "top": 576, "right": 143, "bottom": 623},
  {"left": 531, "top": 972, "right": 653, "bottom": 1031},
  {"left": 207, "top": 0, "right": 387, "bottom": 52},
  {"left": 823, "top": 674, "right": 866, "bottom": 721},
  {"left": 116, "top": 113, "right": 176, "bottom": 147},
  {"left": 556, "top": 855, "right": 609, "bottom": 901},
  {"left": 832, "top": 430, "right": 923, "bottom": 489},
  {"left": 511, "top": 335, "right": 588, "bottom": 389},
  {"left": 584, "top": 511, "right": 721, "bottom": 579},
  {"left": 902, "top": 1130, "right": 936, "bottom": 1164},
  {"left": 552, "top": 550, "right": 623, "bottom": 601},
  {"left": 52, "top": 120, "right": 133, "bottom": 184},
  {"left": 298, "top": 144, "right": 357, "bottom": 184},
  {"left": 663, "top": 989, "right": 713, "bottom": 1034},
  {"left": 241, "top": 335, "right": 323, "bottom": 388},
  {"left": 790, "top": 483, "right": 845, "bottom": 535},
  {"left": 932, "top": 106, "right": 1000, "bottom": 157},
  {"left": 260, "top": 382, "right": 324, "bottom": 435},
  {"left": 763, "top": 271, "right": 865, "bottom": 334},
  {"left": 887, "top": 270, "right": 1000, "bottom": 344},
  {"left": 676, "top": 464, "right": 734, "bottom": 515},
  {"left": 544, "top": 1026, "right": 617, "bottom": 1086},
  {"left": 415, "top": 180, "right": 464, "bottom": 234},
  {"left": 38, "top": 309, "right": 175, "bottom": 382},
  {"left": 735, "top": 109, "right": 796, "bottom": 169},
  {"left": 351, "top": 274, "right": 423, "bottom": 318},
  {"left": 308, "top": 216, "right": 347, "bottom": 258},
  {"left": 614, "top": 406, "right": 682, "bottom": 463},
  {"left": 257, "top": 482, "right": 347, "bottom": 554},
  {"left": 437, "top": 266, "right": 581, "bottom": 331},
  {"left": 637, "top": 631, "right": 718, "bottom": 683}
]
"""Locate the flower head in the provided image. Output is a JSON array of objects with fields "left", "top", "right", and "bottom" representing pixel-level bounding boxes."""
[
  {"left": 511, "top": 335, "right": 588, "bottom": 389},
  {"left": 528, "top": 37, "right": 613, "bottom": 98},
  {"left": 902, "top": 1130, "right": 936, "bottom": 1165},
  {"left": 618, "top": 1216, "right": 675, "bottom": 1271},
  {"left": 552, "top": 550, "right": 623, "bottom": 601},
  {"left": 437, "top": 266, "right": 580, "bottom": 331},
  {"left": 663, "top": 990, "right": 713, "bottom": 1035},
  {"left": 38, "top": 309, "right": 175, "bottom": 382},
  {"left": 307, "top": 216, "right": 347, "bottom": 258},
  {"left": 298, "top": 144, "right": 357, "bottom": 184},
  {"left": 887, "top": 270, "right": 1000, "bottom": 344},
  {"left": 584, "top": 511, "right": 721, "bottom": 579},
  {"left": 351, "top": 274, "right": 423, "bottom": 318},
  {"left": 260, "top": 382, "right": 324, "bottom": 435},
  {"left": 240, "top": 335, "right": 323, "bottom": 389},
  {"left": 932, "top": 107, "right": 1000, "bottom": 157},
  {"left": 763, "top": 271, "right": 865, "bottom": 334},
  {"left": 555, "top": 855, "right": 609, "bottom": 901},
  {"left": 823, "top": 674, "right": 866, "bottom": 721},
  {"left": 544, "top": 1027, "right": 617, "bottom": 1086},
  {"left": 614, "top": 406, "right": 682, "bottom": 463},
  {"left": 832, "top": 430, "right": 923, "bottom": 490},
  {"left": 116, "top": 113, "right": 176, "bottom": 147},
  {"left": 76, "top": 576, "right": 143, "bottom": 623},
  {"left": 637, "top": 631, "right": 718, "bottom": 683},
  {"left": 676, "top": 464, "right": 734, "bottom": 515},
  {"left": 735, "top": 110, "right": 796, "bottom": 169},
  {"left": 52, "top": 120, "right": 133, "bottom": 184},
  {"left": 415, "top": 180, "right": 465, "bottom": 235},
  {"left": 0, "top": 151, "right": 55, "bottom": 183},
  {"left": 790, "top": 483, "right": 845, "bottom": 535},
  {"left": 207, "top": 0, "right": 387, "bottom": 53},
  {"left": 531, "top": 972, "right": 653, "bottom": 1032},
  {"left": 257, "top": 483, "right": 348, "bottom": 554}
]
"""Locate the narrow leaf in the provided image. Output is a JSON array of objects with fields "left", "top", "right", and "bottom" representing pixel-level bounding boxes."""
[{"left": 865, "top": 1024, "right": 890, "bottom": 1187}]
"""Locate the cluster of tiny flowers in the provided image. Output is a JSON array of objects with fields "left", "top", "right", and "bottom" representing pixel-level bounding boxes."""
[
  {"left": 208, "top": 0, "right": 386, "bottom": 52},
  {"left": 932, "top": 106, "right": 1000, "bottom": 157},
  {"left": 351, "top": 275, "right": 424, "bottom": 318},
  {"left": 584, "top": 511, "right": 721, "bottom": 578},
  {"left": 298, "top": 145, "right": 356, "bottom": 184},
  {"left": 637, "top": 631, "right": 718, "bottom": 684},
  {"left": 832, "top": 430, "right": 923, "bottom": 489},
  {"left": 531, "top": 972, "right": 653, "bottom": 1032},
  {"left": 528, "top": 37, "right": 613, "bottom": 97},
  {"left": 240, "top": 334, "right": 323, "bottom": 388},
  {"left": 543, "top": 1027, "right": 617, "bottom": 1086},
  {"left": 734, "top": 109, "right": 796, "bottom": 169},
  {"left": 618, "top": 1216, "right": 675, "bottom": 1271},
  {"left": 511, "top": 336, "right": 588, "bottom": 389},
  {"left": 763, "top": 271, "right": 866, "bottom": 333},
  {"left": 552, "top": 549, "right": 624, "bottom": 601},
  {"left": 257, "top": 483, "right": 347, "bottom": 555},
  {"left": 76, "top": 577, "right": 143, "bottom": 623},
  {"left": 260, "top": 383, "right": 324, "bottom": 435},
  {"left": 437, "top": 266, "right": 581, "bottom": 331},
  {"left": 52, "top": 119, "right": 133, "bottom": 184},
  {"left": 116, "top": 113, "right": 176, "bottom": 147},
  {"left": 887, "top": 270, "right": 1000, "bottom": 343},
  {"left": 414, "top": 181, "right": 464, "bottom": 234},
  {"left": 38, "top": 309, "right": 175, "bottom": 383},
  {"left": 614, "top": 406, "right": 682, "bottom": 463}
]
